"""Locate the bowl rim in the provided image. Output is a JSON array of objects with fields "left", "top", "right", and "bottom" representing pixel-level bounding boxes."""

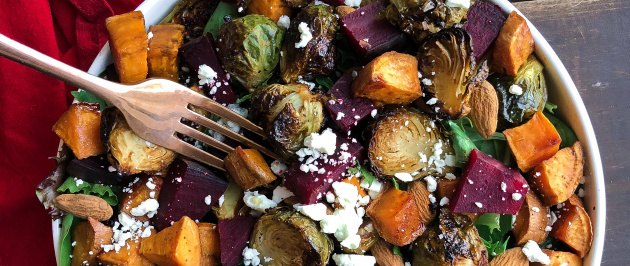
[{"left": 51, "top": 0, "right": 606, "bottom": 265}]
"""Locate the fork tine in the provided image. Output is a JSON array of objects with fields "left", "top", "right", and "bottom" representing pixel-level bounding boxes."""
[
  {"left": 175, "top": 123, "right": 235, "bottom": 154},
  {"left": 169, "top": 135, "right": 225, "bottom": 171},
  {"left": 183, "top": 110, "right": 280, "bottom": 160},
  {"left": 187, "top": 93, "right": 265, "bottom": 137}
]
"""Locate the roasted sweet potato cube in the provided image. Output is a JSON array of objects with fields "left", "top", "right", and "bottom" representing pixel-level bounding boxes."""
[
  {"left": 352, "top": 51, "right": 422, "bottom": 106},
  {"left": 436, "top": 178, "right": 459, "bottom": 200},
  {"left": 106, "top": 11, "right": 148, "bottom": 84},
  {"left": 503, "top": 111, "right": 561, "bottom": 172},
  {"left": 71, "top": 218, "right": 113, "bottom": 266},
  {"left": 408, "top": 181, "right": 436, "bottom": 225},
  {"left": 147, "top": 24, "right": 184, "bottom": 82},
  {"left": 224, "top": 147, "right": 277, "bottom": 191},
  {"left": 53, "top": 103, "right": 105, "bottom": 159},
  {"left": 247, "top": 0, "right": 292, "bottom": 22},
  {"left": 512, "top": 190, "right": 550, "bottom": 245},
  {"left": 532, "top": 249, "right": 583, "bottom": 266},
  {"left": 551, "top": 197, "right": 593, "bottom": 258},
  {"left": 529, "top": 141, "right": 584, "bottom": 206},
  {"left": 366, "top": 187, "right": 424, "bottom": 246},
  {"left": 493, "top": 11, "right": 535, "bottom": 76},
  {"left": 98, "top": 237, "right": 154, "bottom": 266},
  {"left": 198, "top": 223, "right": 221, "bottom": 266},
  {"left": 121, "top": 175, "right": 163, "bottom": 222},
  {"left": 140, "top": 216, "right": 201, "bottom": 265}
]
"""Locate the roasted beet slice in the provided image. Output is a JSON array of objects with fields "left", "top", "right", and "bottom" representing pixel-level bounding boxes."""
[
  {"left": 449, "top": 149, "right": 528, "bottom": 215},
  {"left": 325, "top": 71, "right": 377, "bottom": 132},
  {"left": 151, "top": 158, "right": 228, "bottom": 230},
  {"left": 179, "top": 33, "right": 237, "bottom": 105},
  {"left": 340, "top": 1, "right": 408, "bottom": 61},
  {"left": 465, "top": 1, "right": 507, "bottom": 61},
  {"left": 218, "top": 215, "right": 257, "bottom": 266},
  {"left": 283, "top": 136, "right": 364, "bottom": 204},
  {"left": 66, "top": 155, "right": 129, "bottom": 186}
]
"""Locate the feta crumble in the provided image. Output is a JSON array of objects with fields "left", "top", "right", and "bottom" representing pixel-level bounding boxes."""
[
  {"left": 509, "top": 84, "right": 524, "bottom": 95},
  {"left": 242, "top": 247, "right": 261, "bottom": 266},
  {"left": 512, "top": 193, "right": 522, "bottom": 201},
  {"left": 272, "top": 186, "right": 294, "bottom": 203},
  {"left": 204, "top": 195, "right": 212, "bottom": 205},
  {"left": 332, "top": 254, "right": 376, "bottom": 266},
  {"left": 243, "top": 191, "right": 277, "bottom": 212},
  {"left": 344, "top": 0, "right": 362, "bottom": 8},
  {"left": 295, "top": 22, "right": 313, "bottom": 48},
  {"left": 294, "top": 203, "right": 328, "bottom": 221},
  {"left": 522, "top": 240, "right": 551, "bottom": 264},
  {"left": 394, "top": 172, "right": 413, "bottom": 182},
  {"left": 130, "top": 199, "right": 159, "bottom": 218},
  {"left": 277, "top": 15, "right": 290, "bottom": 29},
  {"left": 198, "top": 64, "right": 218, "bottom": 86}
]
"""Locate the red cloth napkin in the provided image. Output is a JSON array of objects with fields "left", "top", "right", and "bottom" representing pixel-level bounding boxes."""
[{"left": 0, "top": 0, "right": 142, "bottom": 264}]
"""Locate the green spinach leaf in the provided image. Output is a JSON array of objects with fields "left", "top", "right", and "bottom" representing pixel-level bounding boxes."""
[
  {"left": 57, "top": 177, "right": 121, "bottom": 206},
  {"left": 203, "top": 2, "right": 238, "bottom": 39},
  {"left": 315, "top": 77, "right": 334, "bottom": 90},
  {"left": 71, "top": 91, "right": 109, "bottom": 111},
  {"left": 544, "top": 112, "right": 578, "bottom": 149},
  {"left": 59, "top": 214, "right": 80, "bottom": 266},
  {"left": 348, "top": 164, "right": 375, "bottom": 186},
  {"left": 475, "top": 214, "right": 513, "bottom": 261}
]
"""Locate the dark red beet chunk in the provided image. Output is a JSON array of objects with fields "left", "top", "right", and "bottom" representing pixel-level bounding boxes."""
[
  {"left": 151, "top": 158, "right": 228, "bottom": 230},
  {"left": 284, "top": 135, "right": 365, "bottom": 204},
  {"left": 340, "top": 2, "right": 408, "bottom": 61},
  {"left": 179, "top": 33, "right": 237, "bottom": 105},
  {"left": 321, "top": 0, "right": 345, "bottom": 5},
  {"left": 218, "top": 215, "right": 257, "bottom": 266},
  {"left": 325, "top": 71, "right": 377, "bottom": 132},
  {"left": 449, "top": 149, "right": 528, "bottom": 215},
  {"left": 66, "top": 155, "right": 129, "bottom": 186},
  {"left": 465, "top": 1, "right": 507, "bottom": 61}
]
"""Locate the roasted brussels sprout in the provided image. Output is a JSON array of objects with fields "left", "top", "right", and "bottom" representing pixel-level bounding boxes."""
[
  {"left": 385, "top": 0, "right": 468, "bottom": 43},
  {"left": 413, "top": 208, "right": 488, "bottom": 266},
  {"left": 284, "top": 0, "right": 310, "bottom": 8},
  {"left": 160, "top": 0, "right": 220, "bottom": 41},
  {"left": 487, "top": 55, "right": 547, "bottom": 129},
  {"left": 415, "top": 28, "right": 475, "bottom": 119},
  {"left": 216, "top": 15, "right": 284, "bottom": 92},
  {"left": 251, "top": 84, "right": 324, "bottom": 158},
  {"left": 101, "top": 107, "right": 176, "bottom": 175},
  {"left": 368, "top": 107, "right": 456, "bottom": 180},
  {"left": 250, "top": 208, "right": 333, "bottom": 265},
  {"left": 280, "top": 5, "right": 338, "bottom": 83}
]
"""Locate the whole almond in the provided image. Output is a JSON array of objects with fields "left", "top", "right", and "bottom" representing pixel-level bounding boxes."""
[
  {"left": 468, "top": 80, "right": 499, "bottom": 139},
  {"left": 408, "top": 180, "right": 436, "bottom": 224},
  {"left": 53, "top": 194, "right": 113, "bottom": 221},
  {"left": 371, "top": 239, "right": 404, "bottom": 266},
  {"left": 489, "top": 247, "right": 529, "bottom": 266}
]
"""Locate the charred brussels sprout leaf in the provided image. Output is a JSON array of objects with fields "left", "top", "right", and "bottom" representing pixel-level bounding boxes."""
[
  {"left": 250, "top": 208, "right": 333, "bottom": 265},
  {"left": 416, "top": 28, "right": 475, "bottom": 119},
  {"left": 368, "top": 107, "right": 456, "bottom": 180},
  {"left": 385, "top": 0, "right": 468, "bottom": 43},
  {"left": 280, "top": 5, "right": 338, "bottom": 84},
  {"left": 251, "top": 84, "right": 324, "bottom": 158},
  {"left": 487, "top": 55, "right": 547, "bottom": 129},
  {"left": 217, "top": 15, "right": 285, "bottom": 92},
  {"left": 161, "top": 0, "right": 220, "bottom": 41},
  {"left": 413, "top": 208, "right": 489, "bottom": 265}
]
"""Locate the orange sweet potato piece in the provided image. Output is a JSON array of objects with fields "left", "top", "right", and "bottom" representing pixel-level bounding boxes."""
[
  {"left": 247, "top": 0, "right": 292, "bottom": 22},
  {"left": 71, "top": 218, "right": 113, "bottom": 266},
  {"left": 224, "top": 147, "right": 277, "bottom": 191},
  {"left": 140, "top": 216, "right": 201, "bottom": 265},
  {"left": 532, "top": 249, "right": 583, "bottom": 266},
  {"left": 53, "top": 103, "right": 105, "bottom": 159},
  {"left": 366, "top": 187, "right": 424, "bottom": 246},
  {"left": 198, "top": 223, "right": 221, "bottom": 266},
  {"left": 147, "top": 24, "right": 184, "bottom": 81},
  {"left": 512, "top": 190, "right": 550, "bottom": 245},
  {"left": 551, "top": 196, "right": 593, "bottom": 258},
  {"left": 436, "top": 178, "right": 459, "bottom": 200},
  {"left": 106, "top": 11, "right": 149, "bottom": 84},
  {"left": 352, "top": 51, "right": 422, "bottom": 106},
  {"left": 503, "top": 111, "right": 561, "bottom": 172},
  {"left": 529, "top": 141, "right": 584, "bottom": 206},
  {"left": 121, "top": 175, "right": 163, "bottom": 222},
  {"left": 98, "top": 237, "right": 154, "bottom": 266},
  {"left": 408, "top": 181, "right": 436, "bottom": 225},
  {"left": 493, "top": 11, "right": 535, "bottom": 76}
]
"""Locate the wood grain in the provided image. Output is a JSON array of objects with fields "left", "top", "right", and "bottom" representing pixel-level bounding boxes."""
[{"left": 514, "top": 0, "right": 630, "bottom": 264}]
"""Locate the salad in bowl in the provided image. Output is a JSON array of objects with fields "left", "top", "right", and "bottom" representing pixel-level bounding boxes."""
[{"left": 37, "top": 0, "right": 603, "bottom": 265}]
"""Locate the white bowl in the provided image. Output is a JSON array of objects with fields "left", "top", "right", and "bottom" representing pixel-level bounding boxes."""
[{"left": 52, "top": 0, "right": 606, "bottom": 265}]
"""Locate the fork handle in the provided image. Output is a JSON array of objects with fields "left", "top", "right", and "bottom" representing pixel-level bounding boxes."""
[{"left": 0, "top": 33, "right": 123, "bottom": 104}]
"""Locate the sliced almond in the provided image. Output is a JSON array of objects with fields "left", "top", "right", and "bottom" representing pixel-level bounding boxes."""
[
  {"left": 489, "top": 247, "right": 529, "bottom": 266},
  {"left": 468, "top": 80, "right": 498, "bottom": 139},
  {"left": 53, "top": 194, "right": 113, "bottom": 221},
  {"left": 371, "top": 239, "right": 404, "bottom": 266}
]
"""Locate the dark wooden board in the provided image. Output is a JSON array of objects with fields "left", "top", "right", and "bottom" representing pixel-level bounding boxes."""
[{"left": 513, "top": 0, "right": 630, "bottom": 264}]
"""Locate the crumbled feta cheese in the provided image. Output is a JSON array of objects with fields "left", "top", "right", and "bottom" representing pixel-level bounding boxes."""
[
  {"left": 475, "top": 202, "right": 483, "bottom": 208},
  {"left": 294, "top": 203, "right": 328, "bottom": 221},
  {"left": 141, "top": 227, "right": 153, "bottom": 238},
  {"left": 445, "top": 173, "right": 457, "bottom": 180},
  {"left": 264, "top": 257, "right": 273, "bottom": 262},
  {"left": 425, "top": 176, "right": 437, "bottom": 192},
  {"left": 509, "top": 84, "right": 524, "bottom": 95},
  {"left": 218, "top": 195, "right": 225, "bottom": 207},
  {"left": 522, "top": 240, "right": 551, "bottom": 264},
  {"left": 303, "top": 128, "right": 337, "bottom": 155},
  {"left": 578, "top": 188, "right": 585, "bottom": 197},
  {"left": 501, "top": 182, "right": 507, "bottom": 192},
  {"left": 270, "top": 160, "right": 288, "bottom": 175},
  {"left": 277, "top": 15, "right": 290, "bottom": 29},
  {"left": 147, "top": 32, "right": 153, "bottom": 40},
  {"left": 130, "top": 199, "right": 159, "bottom": 218},
  {"left": 344, "top": 0, "right": 362, "bottom": 8},
  {"left": 360, "top": 178, "right": 382, "bottom": 199},
  {"left": 532, "top": 207, "right": 540, "bottom": 213},
  {"left": 445, "top": 0, "right": 470, "bottom": 8},
  {"left": 428, "top": 194, "right": 436, "bottom": 203},
  {"left": 333, "top": 181, "right": 360, "bottom": 209},
  {"left": 337, "top": 112, "right": 345, "bottom": 120},
  {"left": 512, "top": 193, "right": 522, "bottom": 201},
  {"left": 394, "top": 172, "right": 413, "bottom": 182},
  {"left": 332, "top": 254, "right": 376, "bottom": 266},
  {"left": 242, "top": 247, "right": 261, "bottom": 266},
  {"left": 545, "top": 226, "right": 552, "bottom": 232},
  {"left": 440, "top": 197, "right": 449, "bottom": 206},
  {"left": 422, "top": 78, "right": 433, "bottom": 86},
  {"left": 74, "top": 178, "right": 84, "bottom": 186},
  {"left": 272, "top": 186, "right": 294, "bottom": 203},
  {"left": 426, "top": 97, "right": 438, "bottom": 105},
  {"left": 243, "top": 191, "right": 277, "bottom": 212},
  {"left": 198, "top": 64, "right": 218, "bottom": 86},
  {"left": 295, "top": 22, "right": 313, "bottom": 48},
  {"left": 204, "top": 195, "right": 212, "bottom": 205},
  {"left": 146, "top": 179, "right": 156, "bottom": 190}
]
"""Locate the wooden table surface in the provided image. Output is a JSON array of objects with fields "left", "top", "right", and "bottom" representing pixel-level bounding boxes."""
[{"left": 511, "top": 0, "right": 630, "bottom": 264}]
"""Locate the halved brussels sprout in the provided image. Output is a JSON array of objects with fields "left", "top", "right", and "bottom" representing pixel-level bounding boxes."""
[
  {"left": 101, "top": 107, "right": 176, "bottom": 175},
  {"left": 413, "top": 208, "right": 488, "bottom": 266},
  {"left": 385, "top": 0, "right": 468, "bottom": 43},
  {"left": 280, "top": 5, "right": 338, "bottom": 84},
  {"left": 166, "top": 0, "right": 220, "bottom": 41},
  {"left": 415, "top": 28, "right": 475, "bottom": 119},
  {"left": 250, "top": 84, "right": 324, "bottom": 158},
  {"left": 216, "top": 15, "right": 284, "bottom": 92},
  {"left": 368, "top": 107, "right": 456, "bottom": 180},
  {"left": 250, "top": 208, "right": 333, "bottom": 265},
  {"left": 487, "top": 55, "right": 547, "bottom": 129}
]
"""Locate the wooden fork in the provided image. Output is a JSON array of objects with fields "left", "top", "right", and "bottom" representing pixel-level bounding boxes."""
[{"left": 0, "top": 33, "right": 278, "bottom": 171}]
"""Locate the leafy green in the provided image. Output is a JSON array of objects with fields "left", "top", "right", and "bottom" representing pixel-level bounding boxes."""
[
  {"left": 336, "top": 35, "right": 359, "bottom": 72},
  {"left": 59, "top": 214, "right": 80, "bottom": 266},
  {"left": 71, "top": 90, "right": 109, "bottom": 111},
  {"left": 57, "top": 177, "right": 121, "bottom": 206},
  {"left": 544, "top": 111, "right": 578, "bottom": 149},
  {"left": 444, "top": 118, "right": 514, "bottom": 167},
  {"left": 544, "top": 102, "right": 558, "bottom": 114},
  {"left": 393, "top": 245, "right": 402, "bottom": 256},
  {"left": 236, "top": 94, "right": 251, "bottom": 104},
  {"left": 203, "top": 1, "right": 238, "bottom": 39},
  {"left": 315, "top": 77, "right": 334, "bottom": 90},
  {"left": 392, "top": 178, "right": 399, "bottom": 190},
  {"left": 348, "top": 164, "right": 375, "bottom": 186},
  {"left": 443, "top": 120, "right": 477, "bottom": 167},
  {"left": 474, "top": 213, "right": 513, "bottom": 260}
]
